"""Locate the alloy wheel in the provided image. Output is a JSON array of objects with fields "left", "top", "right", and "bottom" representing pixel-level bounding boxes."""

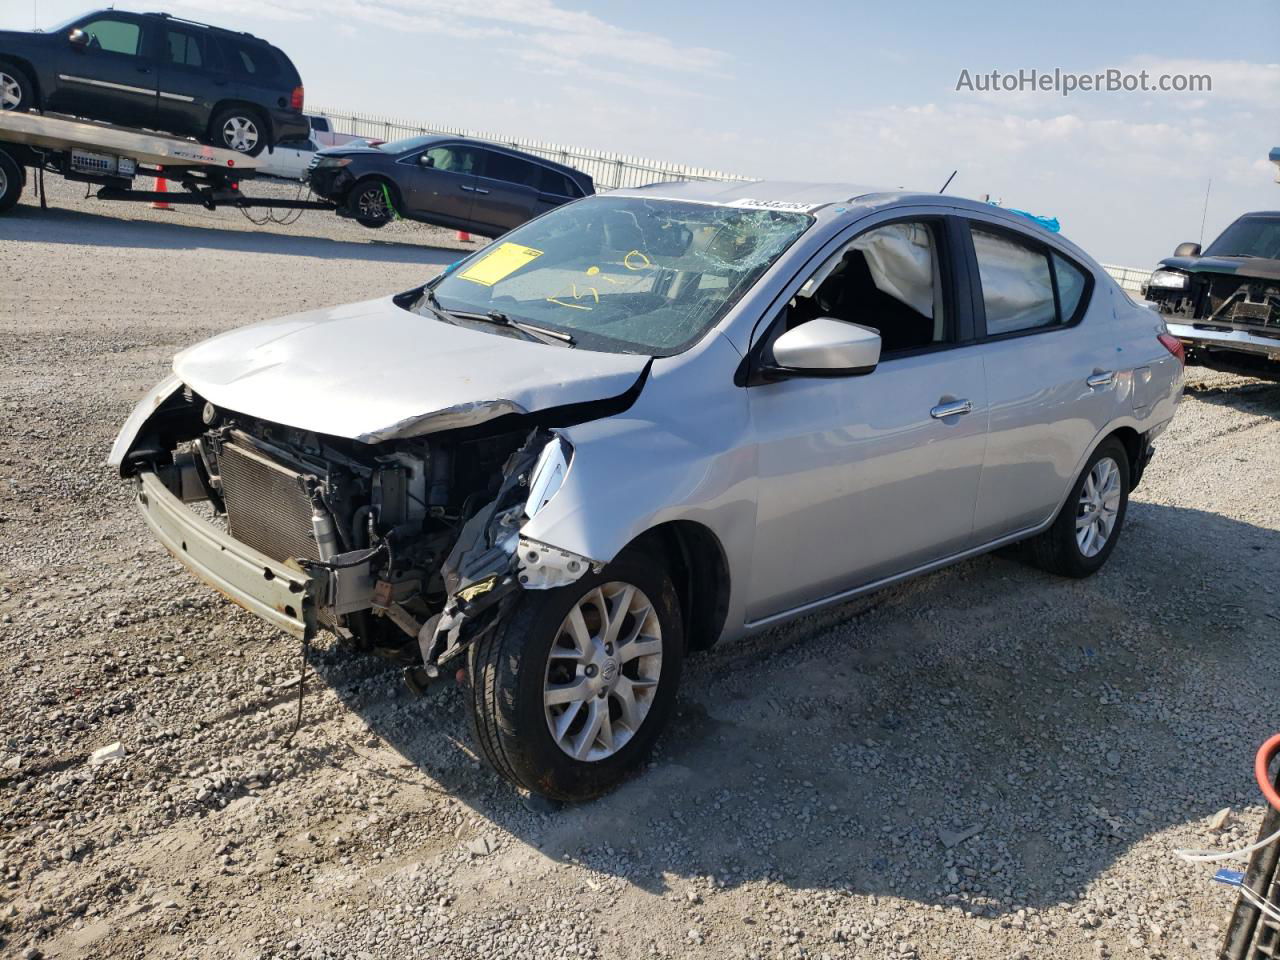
[
  {"left": 0, "top": 72, "right": 22, "bottom": 110},
  {"left": 1076, "top": 456, "right": 1122, "bottom": 558},
  {"left": 356, "top": 185, "right": 390, "bottom": 220},
  {"left": 221, "top": 116, "right": 259, "bottom": 152},
  {"left": 543, "top": 582, "right": 663, "bottom": 762}
]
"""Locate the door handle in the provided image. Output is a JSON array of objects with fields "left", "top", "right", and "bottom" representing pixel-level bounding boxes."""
[
  {"left": 930, "top": 399, "right": 972, "bottom": 419},
  {"left": 1087, "top": 371, "right": 1115, "bottom": 388},
  {"left": 137, "top": 66, "right": 152, "bottom": 74},
  {"left": 473, "top": 187, "right": 490, "bottom": 195},
  {"left": 459, "top": 184, "right": 475, "bottom": 192}
]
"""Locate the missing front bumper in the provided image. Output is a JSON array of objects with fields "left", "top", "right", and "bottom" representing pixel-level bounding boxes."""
[{"left": 136, "top": 470, "right": 320, "bottom": 639}]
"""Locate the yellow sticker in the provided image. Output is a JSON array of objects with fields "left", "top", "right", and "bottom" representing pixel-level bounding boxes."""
[{"left": 457, "top": 242, "right": 543, "bottom": 287}]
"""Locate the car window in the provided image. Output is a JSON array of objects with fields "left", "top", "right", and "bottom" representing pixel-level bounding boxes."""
[
  {"left": 784, "top": 220, "right": 947, "bottom": 355},
  {"left": 1204, "top": 217, "right": 1280, "bottom": 259},
  {"left": 309, "top": 116, "right": 330, "bottom": 133},
  {"left": 538, "top": 168, "right": 579, "bottom": 198},
  {"left": 1053, "top": 252, "right": 1088, "bottom": 321},
  {"left": 421, "top": 145, "right": 482, "bottom": 174},
  {"left": 479, "top": 151, "right": 540, "bottom": 186},
  {"left": 217, "top": 38, "right": 280, "bottom": 79},
  {"left": 165, "top": 28, "right": 205, "bottom": 67},
  {"left": 971, "top": 228, "right": 1057, "bottom": 335},
  {"left": 424, "top": 196, "right": 812, "bottom": 355},
  {"left": 81, "top": 18, "right": 142, "bottom": 56}
]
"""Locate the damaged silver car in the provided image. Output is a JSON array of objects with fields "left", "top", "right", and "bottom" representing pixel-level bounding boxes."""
[{"left": 111, "top": 181, "right": 1184, "bottom": 801}]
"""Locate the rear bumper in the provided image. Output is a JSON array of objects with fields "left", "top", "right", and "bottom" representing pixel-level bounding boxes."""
[
  {"left": 1167, "top": 321, "right": 1280, "bottom": 361},
  {"left": 136, "top": 470, "right": 319, "bottom": 639}
]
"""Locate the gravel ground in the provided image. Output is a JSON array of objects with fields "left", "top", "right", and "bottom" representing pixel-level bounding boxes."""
[{"left": 2, "top": 175, "right": 1280, "bottom": 960}]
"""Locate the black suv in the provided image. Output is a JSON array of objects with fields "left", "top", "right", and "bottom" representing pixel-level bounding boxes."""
[
  {"left": 308, "top": 134, "right": 595, "bottom": 236},
  {"left": 0, "top": 10, "right": 308, "bottom": 155}
]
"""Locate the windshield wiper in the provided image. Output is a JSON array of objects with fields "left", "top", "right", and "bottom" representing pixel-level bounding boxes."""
[{"left": 453, "top": 310, "right": 576, "bottom": 347}]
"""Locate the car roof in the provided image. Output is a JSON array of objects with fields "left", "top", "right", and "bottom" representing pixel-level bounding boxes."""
[{"left": 380, "top": 134, "right": 588, "bottom": 180}]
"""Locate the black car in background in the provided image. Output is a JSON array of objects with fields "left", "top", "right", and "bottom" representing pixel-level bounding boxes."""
[
  {"left": 0, "top": 10, "right": 308, "bottom": 155},
  {"left": 307, "top": 134, "right": 594, "bottom": 235},
  {"left": 1145, "top": 211, "right": 1280, "bottom": 379}
]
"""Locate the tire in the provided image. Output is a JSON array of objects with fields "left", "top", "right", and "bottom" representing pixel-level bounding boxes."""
[
  {"left": 208, "top": 107, "right": 268, "bottom": 157},
  {"left": 0, "top": 62, "right": 36, "bottom": 112},
  {"left": 0, "top": 149, "right": 23, "bottom": 215},
  {"left": 467, "top": 548, "right": 684, "bottom": 802},
  {"left": 1024, "top": 437, "right": 1130, "bottom": 578},
  {"left": 346, "top": 178, "right": 396, "bottom": 226}
]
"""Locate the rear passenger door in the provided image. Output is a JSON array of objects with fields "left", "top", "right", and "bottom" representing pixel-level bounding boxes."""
[
  {"left": 469, "top": 149, "right": 539, "bottom": 233},
  {"left": 534, "top": 166, "right": 583, "bottom": 215},
  {"left": 155, "top": 24, "right": 216, "bottom": 139},
  {"left": 961, "top": 217, "right": 1116, "bottom": 542},
  {"left": 51, "top": 14, "right": 158, "bottom": 128}
]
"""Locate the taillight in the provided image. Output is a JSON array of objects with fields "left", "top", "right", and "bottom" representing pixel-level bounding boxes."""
[
  {"left": 1158, "top": 332, "right": 1186, "bottom": 365},
  {"left": 291, "top": 85, "right": 305, "bottom": 111}
]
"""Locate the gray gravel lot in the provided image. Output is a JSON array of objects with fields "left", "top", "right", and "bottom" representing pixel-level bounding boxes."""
[{"left": 2, "top": 175, "right": 1280, "bottom": 960}]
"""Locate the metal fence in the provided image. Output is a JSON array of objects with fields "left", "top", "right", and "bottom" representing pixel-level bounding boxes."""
[
  {"left": 1101, "top": 264, "right": 1151, "bottom": 294},
  {"left": 316, "top": 108, "right": 1153, "bottom": 290},
  {"left": 315, "top": 109, "right": 747, "bottom": 191}
]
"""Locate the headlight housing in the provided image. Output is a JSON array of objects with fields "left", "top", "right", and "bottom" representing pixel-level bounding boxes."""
[
  {"left": 1148, "top": 269, "right": 1189, "bottom": 290},
  {"left": 315, "top": 157, "right": 352, "bottom": 168},
  {"left": 524, "top": 435, "right": 572, "bottom": 520}
]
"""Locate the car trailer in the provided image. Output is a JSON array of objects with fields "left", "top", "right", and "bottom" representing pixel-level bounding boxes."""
[{"left": 0, "top": 111, "right": 335, "bottom": 216}]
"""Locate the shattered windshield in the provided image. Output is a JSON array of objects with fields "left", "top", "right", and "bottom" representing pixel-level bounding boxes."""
[
  {"left": 1204, "top": 217, "right": 1280, "bottom": 260},
  {"left": 421, "top": 196, "right": 812, "bottom": 355}
]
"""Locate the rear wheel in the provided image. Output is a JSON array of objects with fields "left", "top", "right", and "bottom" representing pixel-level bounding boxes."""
[
  {"left": 467, "top": 549, "right": 684, "bottom": 802},
  {"left": 347, "top": 178, "right": 395, "bottom": 227},
  {"left": 1024, "top": 437, "right": 1129, "bottom": 578},
  {"left": 0, "top": 149, "right": 23, "bottom": 215},
  {"left": 0, "top": 63, "right": 35, "bottom": 112},
  {"left": 209, "top": 107, "right": 267, "bottom": 157}
]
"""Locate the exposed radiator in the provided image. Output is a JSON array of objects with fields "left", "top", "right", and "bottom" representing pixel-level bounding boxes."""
[{"left": 216, "top": 440, "right": 319, "bottom": 564}]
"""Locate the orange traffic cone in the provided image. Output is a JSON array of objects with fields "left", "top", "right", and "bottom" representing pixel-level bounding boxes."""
[
  {"left": 152, "top": 167, "right": 171, "bottom": 211},
  {"left": 457, "top": 231, "right": 471, "bottom": 242}
]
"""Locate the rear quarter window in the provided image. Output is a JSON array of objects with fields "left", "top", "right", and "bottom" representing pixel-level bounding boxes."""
[{"left": 216, "top": 38, "right": 282, "bottom": 80}]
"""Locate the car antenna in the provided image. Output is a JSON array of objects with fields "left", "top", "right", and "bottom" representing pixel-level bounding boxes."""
[{"left": 939, "top": 170, "right": 958, "bottom": 194}]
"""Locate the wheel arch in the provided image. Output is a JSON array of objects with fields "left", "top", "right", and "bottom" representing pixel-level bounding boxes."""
[
  {"left": 0, "top": 56, "right": 41, "bottom": 106},
  {"left": 628, "top": 520, "right": 731, "bottom": 653},
  {"left": 1048, "top": 423, "right": 1143, "bottom": 528}
]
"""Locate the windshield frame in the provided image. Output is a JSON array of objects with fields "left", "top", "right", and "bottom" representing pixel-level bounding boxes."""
[
  {"left": 420, "top": 195, "right": 815, "bottom": 358},
  {"left": 1204, "top": 215, "right": 1280, "bottom": 260}
]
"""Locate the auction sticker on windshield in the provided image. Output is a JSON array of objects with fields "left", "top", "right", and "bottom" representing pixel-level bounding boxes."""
[
  {"left": 458, "top": 242, "right": 544, "bottom": 287},
  {"left": 728, "top": 198, "right": 825, "bottom": 213}
]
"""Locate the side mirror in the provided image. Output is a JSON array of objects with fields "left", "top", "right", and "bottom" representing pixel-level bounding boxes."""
[
  {"left": 1174, "top": 242, "right": 1201, "bottom": 258},
  {"left": 766, "top": 318, "right": 882, "bottom": 378},
  {"left": 418, "top": 154, "right": 435, "bottom": 167},
  {"left": 68, "top": 28, "right": 90, "bottom": 49}
]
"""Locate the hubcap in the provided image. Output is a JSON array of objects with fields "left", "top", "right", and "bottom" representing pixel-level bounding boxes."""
[
  {"left": 357, "top": 186, "right": 389, "bottom": 220},
  {"left": 221, "top": 116, "right": 259, "bottom": 152},
  {"left": 543, "top": 582, "right": 663, "bottom": 762},
  {"left": 1076, "top": 456, "right": 1122, "bottom": 558},
  {"left": 0, "top": 72, "right": 22, "bottom": 110}
]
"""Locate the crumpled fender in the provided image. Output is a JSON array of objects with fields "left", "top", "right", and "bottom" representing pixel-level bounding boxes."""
[
  {"left": 108, "top": 374, "right": 183, "bottom": 475},
  {"left": 518, "top": 335, "right": 756, "bottom": 582}
]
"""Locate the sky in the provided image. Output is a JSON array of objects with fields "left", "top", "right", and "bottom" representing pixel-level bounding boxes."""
[{"left": 6, "top": 0, "right": 1278, "bottom": 266}]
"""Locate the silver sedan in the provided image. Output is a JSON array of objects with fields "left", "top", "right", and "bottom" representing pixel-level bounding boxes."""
[{"left": 111, "top": 181, "right": 1184, "bottom": 801}]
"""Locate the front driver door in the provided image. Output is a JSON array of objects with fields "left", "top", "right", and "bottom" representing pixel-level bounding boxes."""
[
  {"left": 745, "top": 214, "right": 989, "bottom": 622},
  {"left": 398, "top": 143, "right": 480, "bottom": 226},
  {"left": 51, "top": 14, "right": 158, "bottom": 128}
]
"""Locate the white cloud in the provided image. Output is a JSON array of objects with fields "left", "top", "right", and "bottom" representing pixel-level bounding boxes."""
[{"left": 167, "top": 0, "right": 727, "bottom": 83}]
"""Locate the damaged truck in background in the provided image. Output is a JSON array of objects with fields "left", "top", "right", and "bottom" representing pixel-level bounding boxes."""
[
  {"left": 1145, "top": 210, "right": 1280, "bottom": 380},
  {"left": 112, "top": 183, "right": 1183, "bottom": 801}
]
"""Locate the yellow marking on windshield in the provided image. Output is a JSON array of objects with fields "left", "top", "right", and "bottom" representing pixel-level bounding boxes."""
[
  {"left": 457, "top": 242, "right": 543, "bottom": 287},
  {"left": 547, "top": 283, "right": 600, "bottom": 311},
  {"left": 624, "top": 250, "right": 652, "bottom": 271}
]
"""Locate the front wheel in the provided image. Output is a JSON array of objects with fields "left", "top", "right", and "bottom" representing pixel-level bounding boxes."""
[
  {"left": 0, "top": 149, "right": 23, "bottom": 215},
  {"left": 467, "top": 549, "right": 684, "bottom": 802},
  {"left": 1025, "top": 437, "right": 1130, "bottom": 578},
  {"left": 347, "top": 178, "right": 395, "bottom": 226},
  {"left": 0, "top": 63, "right": 36, "bottom": 112}
]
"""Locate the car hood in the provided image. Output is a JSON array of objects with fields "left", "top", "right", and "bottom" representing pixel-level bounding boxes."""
[
  {"left": 1158, "top": 255, "right": 1280, "bottom": 281},
  {"left": 173, "top": 295, "right": 649, "bottom": 443}
]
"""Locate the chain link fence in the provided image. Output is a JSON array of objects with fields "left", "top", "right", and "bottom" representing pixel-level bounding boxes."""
[{"left": 316, "top": 109, "right": 1153, "bottom": 289}]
